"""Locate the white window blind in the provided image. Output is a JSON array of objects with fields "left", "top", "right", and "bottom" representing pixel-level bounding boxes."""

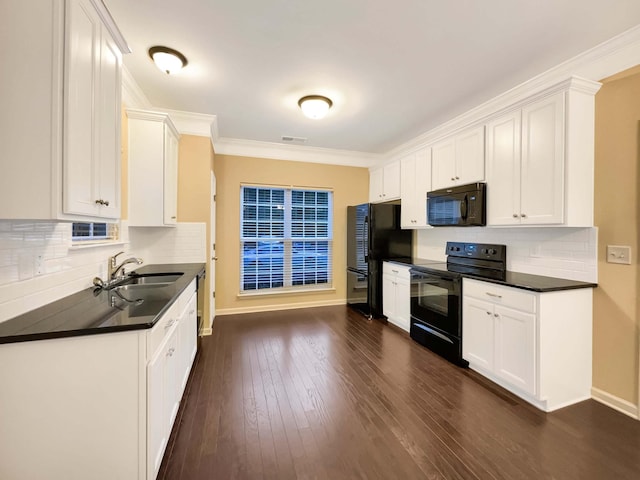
[
  {"left": 240, "top": 186, "right": 333, "bottom": 293},
  {"left": 72, "top": 223, "right": 118, "bottom": 243}
]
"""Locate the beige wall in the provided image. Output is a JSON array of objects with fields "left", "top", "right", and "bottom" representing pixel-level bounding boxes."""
[
  {"left": 593, "top": 68, "right": 640, "bottom": 404},
  {"left": 213, "top": 154, "right": 369, "bottom": 313},
  {"left": 178, "top": 135, "right": 215, "bottom": 326}
]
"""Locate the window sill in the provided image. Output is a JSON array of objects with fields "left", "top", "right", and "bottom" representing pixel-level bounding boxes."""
[
  {"left": 237, "top": 287, "right": 336, "bottom": 299},
  {"left": 69, "top": 240, "right": 128, "bottom": 251}
]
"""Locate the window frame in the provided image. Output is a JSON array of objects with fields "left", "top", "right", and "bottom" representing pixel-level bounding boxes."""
[
  {"left": 239, "top": 185, "right": 333, "bottom": 294},
  {"left": 71, "top": 222, "right": 119, "bottom": 245}
]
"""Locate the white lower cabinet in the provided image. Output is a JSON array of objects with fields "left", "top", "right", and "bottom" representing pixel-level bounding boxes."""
[
  {"left": 0, "top": 281, "right": 198, "bottom": 480},
  {"left": 382, "top": 262, "right": 411, "bottom": 332},
  {"left": 146, "top": 281, "right": 197, "bottom": 480},
  {"left": 462, "top": 278, "right": 592, "bottom": 412}
]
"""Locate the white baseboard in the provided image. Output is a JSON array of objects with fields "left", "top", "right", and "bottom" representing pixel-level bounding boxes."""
[
  {"left": 215, "top": 299, "right": 346, "bottom": 316},
  {"left": 591, "top": 387, "right": 638, "bottom": 419}
]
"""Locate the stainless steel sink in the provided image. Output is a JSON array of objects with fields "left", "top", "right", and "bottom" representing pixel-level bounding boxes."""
[{"left": 111, "top": 273, "right": 184, "bottom": 289}]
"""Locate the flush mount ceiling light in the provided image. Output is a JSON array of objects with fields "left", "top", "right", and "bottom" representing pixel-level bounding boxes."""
[
  {"left": 298, "top": 95, "right": 333, "bottom": 119},
  {"left": 148, "top": 46, "right": 188, "bottom": 74}
]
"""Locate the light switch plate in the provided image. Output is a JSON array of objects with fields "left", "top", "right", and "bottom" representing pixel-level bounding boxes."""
[{"left": 607, "top": 245, "right": 632, "bottom": 265}]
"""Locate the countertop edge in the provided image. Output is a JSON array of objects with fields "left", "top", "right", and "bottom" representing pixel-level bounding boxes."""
[
  {"left": 382, "top": 259, "right": 597, "bottom": 292},
  {"left": 0, "top": 263, "right": 205, "bottom": 345}
]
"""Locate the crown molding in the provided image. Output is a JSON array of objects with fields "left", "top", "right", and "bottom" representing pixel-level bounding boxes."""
[
  {"left": 385, "top": 23, "right": 640, "bottom": 161},
  {"left": 126, "top": 108, "right": 180, "bottom": 138},
  {"left": 121, "top": 23, "right": 640, "bottom": 167},
  {"left": 91, "top": 0, "right": 130, "bottom": 53},
  {"left": 213, "top": 137, "right": 380, "bottom": 168},
  {"left": 121, "top": 66, "right": 152, "bottom": 109},
  {"left": 158, "top": 108, "right": 218, "bottom": 138}
]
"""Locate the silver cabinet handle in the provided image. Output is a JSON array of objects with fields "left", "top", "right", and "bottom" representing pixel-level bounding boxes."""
[
  {"left": 189, "top": 310, "right": 195, "bottom": 315},
  {"left": 165, "top": 319, "right": 176, "bottom": 330},
  {"left": 486, "top": 311, "right": 491, "bottom": 315},
  {"left": 521, "top": 213, "right": 527, "bottom": 218},
  {"left": 450, "top": 177, "right": 455, "bottom": 181},
  {"left": 104, "top": 200, "right": 109, "bottom": 207},
  {"left": 485, "top": 292, "right": 502, "bottom": 299},
  {"left": 166, "top": 347, "right": 175, "bottom": 357},
  {"left": 455, "top": 176, "right": 460, "bottom": 180},
  {"left": 494, "top": 313, "right": 499, "bottom": 317},
  {"left": 513, "top": 214, "right": 519, "bottom": 218}
]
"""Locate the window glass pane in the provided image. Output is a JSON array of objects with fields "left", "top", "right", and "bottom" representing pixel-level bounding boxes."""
[
  {"left": 72, "top": 222, "right": 116, "bottom": 242},
  {"left": 241, "top": 186, "right": 332, "bottom": 292}
]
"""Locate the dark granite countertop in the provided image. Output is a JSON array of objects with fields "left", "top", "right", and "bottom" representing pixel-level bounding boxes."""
[
  {"left": 384, "top": 257, "right": 596, "bottom": 292},
  {"left": 0, "top": 263, "right": 205, "bottom": 345}
]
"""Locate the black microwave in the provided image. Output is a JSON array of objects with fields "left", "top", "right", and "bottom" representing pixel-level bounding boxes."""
[{"left": 427, "top": 182, "right": 486, "bottom": 226}]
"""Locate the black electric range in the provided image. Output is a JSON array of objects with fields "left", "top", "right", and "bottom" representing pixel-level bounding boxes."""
[{"left": 408, "top": 242, "right": 506, "bottom": 366}]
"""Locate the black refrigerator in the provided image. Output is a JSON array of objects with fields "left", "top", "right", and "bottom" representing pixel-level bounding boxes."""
[{"left": 346, "top": 203, "right": 412, "bottom": 318}]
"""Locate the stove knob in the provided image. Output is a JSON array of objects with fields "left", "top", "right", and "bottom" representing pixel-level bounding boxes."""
[
  {"left": 489, "top": 249, "right": 497, "bottom": 255},
  {"left": 481, "top": 248, "right": 487, "bottom": 254}
]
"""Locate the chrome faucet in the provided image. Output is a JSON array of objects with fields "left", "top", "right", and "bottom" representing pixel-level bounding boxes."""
[{"left": 108, "top": 251, "right": 143, "bottom": 282}]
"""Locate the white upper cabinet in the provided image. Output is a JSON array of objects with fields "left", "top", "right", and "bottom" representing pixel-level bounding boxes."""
[
  {"left": 520, "top": 94, "right": 565, "bottom": 224},
  {"left": 369, "top": 160, "right": 401, "bottom": 203},
  {"left": 431, "top": 125, "right": 485, "bottom": 190},
  {"left": 0, "top": 0, "right": 127, "bottom": 221},
  {"left": 486, "top": 78, "right": 599, "bottom": 227},
  {"left": 487, "top": 96, "right": 565, "bottom": 226},
  {"left": 400, "top": 147, "right": 431, "bottom": 228},
  {"left": 128, "top": 109, "right": 181, "bottom": 227}
]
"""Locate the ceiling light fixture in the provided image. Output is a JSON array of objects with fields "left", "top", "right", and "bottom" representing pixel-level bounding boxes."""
[
  {"left": 148, "top": 46, "right": 188, "bottom": 74},
  {"left": 298, "top": 95, "right": 333, "bottom": 119}
]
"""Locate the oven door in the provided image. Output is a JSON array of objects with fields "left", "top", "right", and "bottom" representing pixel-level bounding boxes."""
[{"left": 409, "top": 269, "right": 461, "bottom": 337}]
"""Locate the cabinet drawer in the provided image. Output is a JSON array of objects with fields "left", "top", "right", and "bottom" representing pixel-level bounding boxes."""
[
  {"left": 463, "top": 278, "right": 536, "bottom": 313},
  {"left": 178, "top": 279, "right": 197, "bottom": 312},
  {"left": 148, "top": 301, "right": 179, "bottom": 357},
  {"left": 383, "top": 262, "right": 411, "bottom": 279}
]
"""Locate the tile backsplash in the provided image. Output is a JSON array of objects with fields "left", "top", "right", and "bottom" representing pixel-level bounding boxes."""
[
  {"left": 0, "top": 221, "right": 206, "bottom": 323},
  {"left": 416, "top": 226, "right": 597, "bottom": 282}
]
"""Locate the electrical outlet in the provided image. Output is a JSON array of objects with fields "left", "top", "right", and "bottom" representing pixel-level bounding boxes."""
[
  {"left": 607, "top": 245, "right": 631, "bottom": 265},
  {"left": 35, "top": 255, "right": 44, "bottom": 275}
]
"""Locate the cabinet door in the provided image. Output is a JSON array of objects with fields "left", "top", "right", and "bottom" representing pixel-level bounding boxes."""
[
  {"left": 164, "top": 127, "right": 179, "bottom": 225},
  {"left": 494, "top": 305, "right": 536, "bottom": 395},
  {"left": 369, "top": 168, "right": 384, "bottom": 203},
  {"left": 383, "top": 160, "right": 401, "bottom": 200},
  {"left": 382, "top": 274, "right": 396, "bottom": 320},
  {"left": 486, "top": 111, "right": 521, "bottom": 225},
  {"left": 431, "top": 137, "right": 456, "bottom": 190},
  {"left": 400, "top": 153, "right": 417, "bottom": 228},
  {"left": 413, "top": 147, "right": 431, "bottom": 228},
  {"left": 63, "top": 0, "right": 100, "bottom": 217},
  {"left": 96, "top": 27, "right": 122, "bottom": 219},
  {"left": 455, "top": 125, "right": 485, "bottom": 185},
  {"left": 520, "top": 93, "right": 565, "bottom": 225},
  {"left": 165, "top": 329, "right": 180, "bottom": 436},
  {"left": 147, "top": 342, "right": 168, "bottom": 480},
  {"left": 178, "top": 293, "right": 198, "bottom": 395},
  {"left": 462, "top": 297, "right": 495, "bottom": 371},
  {"left": 395, "top": 276, "right": 411, "bottom": 332}
]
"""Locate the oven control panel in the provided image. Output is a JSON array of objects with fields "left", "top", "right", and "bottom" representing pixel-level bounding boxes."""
[{"left": 446, "top": 242, "right": 506, "bottom": 262}]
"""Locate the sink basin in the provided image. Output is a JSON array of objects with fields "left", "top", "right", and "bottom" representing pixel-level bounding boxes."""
[
  {"left": 123, "top": 273, "right": 183, "bottom": 285},
  {"left": 110, "top": 273, "right": 184, "bottom": 289}
]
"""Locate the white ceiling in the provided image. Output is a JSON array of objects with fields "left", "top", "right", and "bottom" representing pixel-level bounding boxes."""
[{"left": 106, "top": 0, "right": 640, "bottom": 154}]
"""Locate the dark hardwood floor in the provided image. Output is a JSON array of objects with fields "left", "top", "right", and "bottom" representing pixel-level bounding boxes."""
[{"left": 159, "top": 305, "right": 640, "bottom": 480}]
